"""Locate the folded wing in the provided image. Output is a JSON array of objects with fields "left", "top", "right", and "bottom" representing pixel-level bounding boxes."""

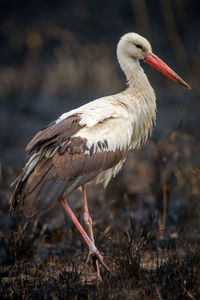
[{"left": 10, "top": 113, "right": 128, "bottom": 217}]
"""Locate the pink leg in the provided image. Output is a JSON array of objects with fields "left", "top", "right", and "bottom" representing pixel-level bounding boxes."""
[
  {"left": 82, "top": 185, "right": 101, "bottom": 281},
  {"left": 82, "top": 185, "right": 95, "bottom": 244},
  {"left": 59, "top": 198, "right": 109, "bottom": 273}
]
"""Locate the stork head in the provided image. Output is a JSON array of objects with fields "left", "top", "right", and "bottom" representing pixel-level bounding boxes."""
[
  {"left": 117, "top": 32, "right": 152, "bottom": 61},
  {"left": 117, "top": 32, "right": 190, "bottom": 89}
]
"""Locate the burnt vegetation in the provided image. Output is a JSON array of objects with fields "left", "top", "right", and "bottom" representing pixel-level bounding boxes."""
[{"left": 1, "top": 0, "right": 200, "bottom": 299}]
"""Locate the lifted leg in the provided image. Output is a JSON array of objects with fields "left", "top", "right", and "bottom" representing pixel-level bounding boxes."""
[
  {"left": 82, "top": 185, "right": 101, "bottom": 281},
  {"left": 59, "top": 197, "right": 109, "bottom": 275}
]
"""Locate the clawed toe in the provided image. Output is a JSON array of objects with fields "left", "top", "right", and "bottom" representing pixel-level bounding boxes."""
[{"left": 86, "top": 248, "right": 110, "bottom": 272}]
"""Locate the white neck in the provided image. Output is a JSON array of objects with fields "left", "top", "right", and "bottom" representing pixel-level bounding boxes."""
[
  {"left": 117, "top": 48, "right": 157, "bottom": 148},
  {"left": 117, "top": 50, "right": 155, "bottom": 100}
]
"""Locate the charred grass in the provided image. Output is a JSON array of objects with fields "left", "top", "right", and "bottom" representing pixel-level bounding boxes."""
[
  {"left": 0, "top": 212, "right": 200, "bottom": 299},
  {"left": 1, "top": 131, "right": 200, "bottom": 299}
]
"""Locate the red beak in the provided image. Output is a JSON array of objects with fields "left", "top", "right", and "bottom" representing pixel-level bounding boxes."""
[{"left": 144, "top": 52, "right": 191, "bottom": 89}]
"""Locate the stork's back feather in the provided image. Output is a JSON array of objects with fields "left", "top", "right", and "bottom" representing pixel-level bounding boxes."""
[{"left": 26, "top": 115, "right": 82, "bottom": 156}]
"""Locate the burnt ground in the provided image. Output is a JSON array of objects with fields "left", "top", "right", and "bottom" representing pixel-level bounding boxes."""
[{"left": 1, "top": 0, "right": 200, "bottom": 299}]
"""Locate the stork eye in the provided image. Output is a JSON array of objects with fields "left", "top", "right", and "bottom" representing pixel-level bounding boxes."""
[{"left": 135, "top": 44, "right": 144, "bottom": 51}]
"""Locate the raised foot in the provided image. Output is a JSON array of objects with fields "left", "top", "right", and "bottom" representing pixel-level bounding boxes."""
[
  {"left": 86, "top": 247, "right": 110, "bottom": 272},
  {"left": 59, "top": 197, "right": 109, "bottom": 281}
]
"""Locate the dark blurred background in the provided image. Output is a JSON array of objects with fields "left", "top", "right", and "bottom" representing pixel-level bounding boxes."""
[
  {"left": 1, "top": 0, "right": 200, "bottom": 298},
  {"left": 0, "top": 0, "right": 199, "bottom": 167}
]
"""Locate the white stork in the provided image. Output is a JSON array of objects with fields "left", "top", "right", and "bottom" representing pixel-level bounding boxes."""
[{"left": 10, "top": 33, "right": 190, "bottom": 280}]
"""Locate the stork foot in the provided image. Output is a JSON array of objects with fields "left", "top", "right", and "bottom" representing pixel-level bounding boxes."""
[
  {"left": 82, "top": 185, "right": 109, "bottom": 280},
  {"left": 59, "top": 197, "right": 110, "bottom": 280},
  {"left": 86, "top": 246, "right": 110, "bottom": 273}
]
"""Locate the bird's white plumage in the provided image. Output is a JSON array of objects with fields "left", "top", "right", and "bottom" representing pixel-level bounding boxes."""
[
  {"left": 22, "top": 33, "right": 157, "bottom": 188},
  {"left": 54, "top": 89, "right": 156, "bottom": 188},
  {"left": 57, "top": 88, "right": 156, "bottom": 153}
]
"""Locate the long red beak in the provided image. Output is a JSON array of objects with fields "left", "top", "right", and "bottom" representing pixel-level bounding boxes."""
[{"left": 144, "top": 52, "right": 191, "bottom": 89}]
